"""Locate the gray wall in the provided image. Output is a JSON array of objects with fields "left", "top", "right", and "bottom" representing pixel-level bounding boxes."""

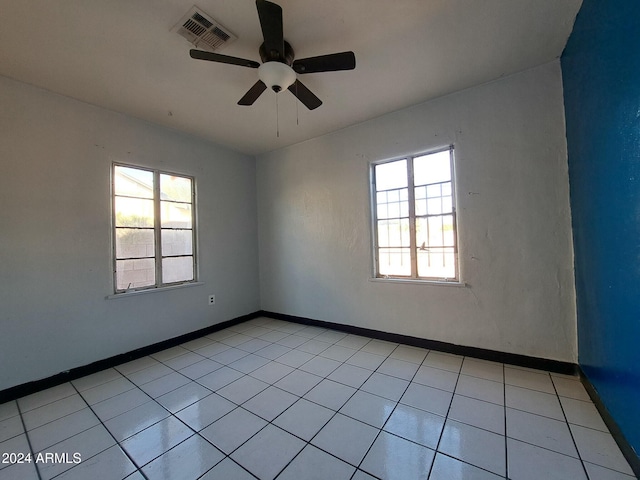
[
  {"left": 0, "top": 76, "right": 260, "bottom": 390},
  {"left": 257, "top": 61, "right": 577, "bottom": 362}
]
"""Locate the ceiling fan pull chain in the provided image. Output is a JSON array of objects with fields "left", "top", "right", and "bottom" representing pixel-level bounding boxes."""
[
  {"left": 296, "top": 81, "right": 299, "bottom": 126},
  {"left": 276, "top": 92, "right": 280, "bottom": 138}
]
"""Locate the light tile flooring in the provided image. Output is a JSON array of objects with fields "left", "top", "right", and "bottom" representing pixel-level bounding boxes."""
[{"left": 0, "top": 317, "right": 636, "bottom": 480}]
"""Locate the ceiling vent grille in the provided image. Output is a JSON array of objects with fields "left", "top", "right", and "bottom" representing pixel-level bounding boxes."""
[{"left": 172, "top": 6, "right": 236, "bottom": 52}]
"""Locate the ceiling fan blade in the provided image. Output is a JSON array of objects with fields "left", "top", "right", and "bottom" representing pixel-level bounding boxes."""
[
  {"left": 288, "top": 80, "right": 322, "bottom": 110},
  {"left": 190, "top": 49, "right": 260, "bottom": 68},
  {"left": 238, "top": 80, "right": 267, "bottom": 106},
  {"left": 256, "top": 0, "right": 284, "bottom": 60},
  {"left": 292, "top": 51, "right": 356, "bottom": 74}
]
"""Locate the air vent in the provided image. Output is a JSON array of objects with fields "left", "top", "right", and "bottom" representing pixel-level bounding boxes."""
[{"left": 172, "top": 6, "right": 236, "bottom": 52}]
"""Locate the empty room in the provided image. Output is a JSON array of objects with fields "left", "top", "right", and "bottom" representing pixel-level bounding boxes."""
[{"left": 0, "top": 0, "right": 638, "bottom": 479}]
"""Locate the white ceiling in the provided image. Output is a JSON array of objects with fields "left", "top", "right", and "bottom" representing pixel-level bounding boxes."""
[{"left": 0, "top": 0, "right": 581, "bottom": 155}]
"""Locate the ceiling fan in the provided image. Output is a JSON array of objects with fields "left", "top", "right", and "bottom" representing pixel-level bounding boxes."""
[{"left": 189, "top": 0, "right": 356, "bottom": 110}]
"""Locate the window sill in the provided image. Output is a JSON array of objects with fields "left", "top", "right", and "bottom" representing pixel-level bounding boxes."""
[
  {"left": 369, "top": 277, "right": 467, "bottom": 287},
  {"left": 106, "top": 281, "right": 204, "bottom": 299}
]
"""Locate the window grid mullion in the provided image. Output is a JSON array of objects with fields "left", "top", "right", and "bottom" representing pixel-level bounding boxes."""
[
  {"left": 112, "top": 165, "right": 118, "bottom": 290},
  {"left": 153, "top": 171, "right": 162, "bottom": 287},
  {"left": 449, "top": 146, "right": 459, "bottom": 278},
  {"left": 191, "top": 177, "right": 197, "bottom": 282},
  {"left": 407, "top": 157, "right": 418, "bottom": 278},
  {"left": 372, "top": 169, "right": 382, "bottom": 277}
]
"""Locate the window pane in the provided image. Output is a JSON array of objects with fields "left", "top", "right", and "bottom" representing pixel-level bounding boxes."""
[
  {"left": 417, "top": 247, "right": 456, "bottom": 279},
  {"left": 114, "top": 166, "right": 154, "bottom": 198},
  {"left": 442, "top": 196, "right": 453, "bottom": 214},
  {"left": 162, "top": 229, "right": 193, "bottom": 256},
  {"left": 161, "top": 201, "right": 192, "bottom": 228},
  {"left": 416, "top": 216, "right": 453, "bottom": 248},
  {"left": 116, "top": 258, "right": 155, "bottom": 290},
  {"left": 377, "top": 219, "right": 410, "bottom": 247},
  {"left": 428, "top": 216, "right": 444, "bottom": 245},
  {"left": 427, "top": 184, "right": 441, "bottom": 198},
  {"left": 375, "top": 160, "right": 407, "bottom": 191},
  {"left": 387, "top": 201, "right": 400, "bottom": 218},
  {"left": 442, "top": 214, "right": 455, "bottom": 246},
  {"left": 116, "top": 228, "right": 155, "bottom": 259},
  {"left": 417, "top": 182, "right": 453, "bottom": 216},
  {"left": 161, "top": 174, "right": 192, "bottom": 203},
  {"left": 376, "top": 188, "right": 408, "bottom": 219},
  {"left": 415, "top": 217, "right": 427, "bottom": 248},
  {"left": 378, "top": 248, "right": 411, "bottom": 276},
  {"left": 163, "top": 256, "right": 194, "bottom": 283},
  {"left": 415, "top": 185, "right": 427, "bottom": 216},
  {"left": 427, "top": 198, "right": 442, "bottom": 215},
  {"left": 413, "top": 150, "right": 451, "bottom": 186},
  {"left": 115, "top": 197, "right": 154, "bottom": 227}
]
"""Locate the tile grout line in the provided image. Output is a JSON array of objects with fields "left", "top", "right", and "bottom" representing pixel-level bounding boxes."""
[
  {"left": 197, "top": 457, "right": 258, "bottom": 480},
  {"left": 268, "top": 351, "right": 367, "bottom": 480},
  {"left": 203, "top": 332, "right": 391, "bottom": 478},
  {"left": 500, "top": 372, "right": 624, "bottom": 465},
  {"left": 19, "top": 390, "right": 121, "bottom": 480},
  {"left": 348, "top": 342, "right": 416, "bottom": 479},
  {"left": 425, "top": 357, "right": 464, "bottom": 479},
  {"left": 132, "top": 343, "right": 268, "bottom": 480},
  {"left": 21, "top": 405, "right": 120, "bottom": 479},
  {"left": 217, "top": 375, "right": 343, "bottom": 476},
  {"left": 70, "top": 381, "right": 151, "bottom": 480},
  {"left": 176, "top": 327, "right": 364, "bottom": 478},
  {"left": 15, "top": 400, "right": 43, "bottom": 480},
  {"left": 105, "top": 369, "right": 251, "bottom": 477},
  {"left": 351, "top": 344, "right": 436, "bottom": 478},
  {"left": 550, "top": 374, "right": 591, "bottom": 480},
  {"left": 503, "top": 362, "right": 508, "bottom": 480}
]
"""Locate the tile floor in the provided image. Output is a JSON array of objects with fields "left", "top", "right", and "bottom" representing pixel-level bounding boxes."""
[{"left": 0, "top": 317, "right": 636, "bottom": 480}]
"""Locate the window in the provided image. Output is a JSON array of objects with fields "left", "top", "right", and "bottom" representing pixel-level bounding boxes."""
[
  {"left": 112, "top": 164, "right": 196, "bottom": 293},
  {"left": 371, "top": 146, "right": 459, "bottom": 282}
]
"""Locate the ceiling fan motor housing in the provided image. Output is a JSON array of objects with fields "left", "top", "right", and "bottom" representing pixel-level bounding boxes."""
[{"left": 259, "top": 41, "right": 295, "bottom": 65}]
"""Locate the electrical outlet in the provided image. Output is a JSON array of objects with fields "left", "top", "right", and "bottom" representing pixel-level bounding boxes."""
[{"left": 208, "top": 294, "right": 215, "bottom": 305}]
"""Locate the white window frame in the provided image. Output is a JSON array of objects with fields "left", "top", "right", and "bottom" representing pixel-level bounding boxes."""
[
  {"left": 111, "top": 163, "right": 198, "bottom": 294},
  {"left": 370, "top": 145, "right": 461, "bottom": 283}
]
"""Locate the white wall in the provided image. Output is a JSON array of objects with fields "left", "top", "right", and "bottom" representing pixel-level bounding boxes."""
[
  {"left": 0, "top": 76, "right": 260, "bottom": 390},
  {"left": 257, "top": 61, "right": 577, "bottom": 362}
]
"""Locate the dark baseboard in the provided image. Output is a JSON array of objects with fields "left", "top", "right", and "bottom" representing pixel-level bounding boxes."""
[
  {"left": 259, "top": 310, "right": 578, "bottom": 375},
  {"left": 579, "top": 370, "right": 640, "bottom": 477},
  {"left": 0, "top": 311, "right": 261, "bottom": 404}
]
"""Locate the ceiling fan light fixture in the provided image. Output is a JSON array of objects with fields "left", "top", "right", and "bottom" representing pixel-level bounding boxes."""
[{"left": 258, "top": 61, "right": 296, "bottom": 93}]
